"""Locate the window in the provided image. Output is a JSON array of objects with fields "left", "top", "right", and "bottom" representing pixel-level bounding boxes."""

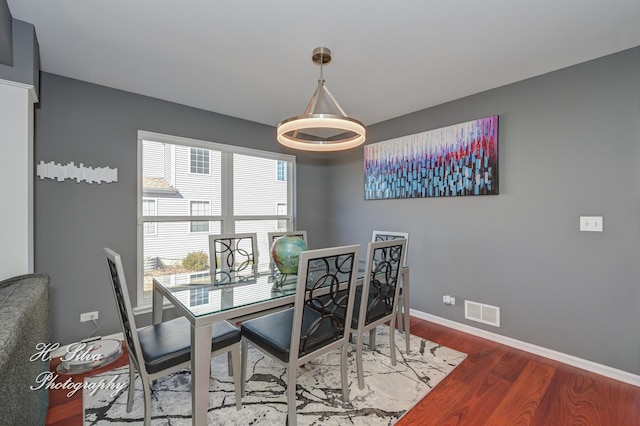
[
  {"left": 190, "top": 201, "right": 210, "bottom": 233},
  {"left": 277, "top": 160, "right": 287, "bottom": 181},
  {"left": 276, "top": 203, "right": 287, "bottom": 230},
  {"left": 189, "top": 285, "right": 209, "bottom": 307},
  {"left": 142, "top": 199, "right": 156, "bottom": 235},
  {"left": 138, "top": 131, "right": 295, "bottom": 306},
  {"left": 190, "top": 147, "right": 210, "bottom": 174}
]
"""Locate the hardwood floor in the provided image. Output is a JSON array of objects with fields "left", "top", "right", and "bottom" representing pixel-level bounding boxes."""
[
  {"left": 45, "top": 344, "right": 129, "bottom": 426},
  {"left": 397, "top": 318, "right": 640, "bottom": 425},
  {"left": 46, "top": 317, "right": 640, "bottom": 425}
]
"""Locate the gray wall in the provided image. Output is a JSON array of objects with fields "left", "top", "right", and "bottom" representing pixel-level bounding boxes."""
[
  {"left": 34, "top": 72, "right": 329, "bottom": 345},
  {"left": 326, "top": 47, "right": 640, "bottom": 374}
]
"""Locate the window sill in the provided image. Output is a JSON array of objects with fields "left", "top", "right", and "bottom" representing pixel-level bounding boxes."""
[{"left": 133, "top": 300, "right": 174, "bottom": 316}]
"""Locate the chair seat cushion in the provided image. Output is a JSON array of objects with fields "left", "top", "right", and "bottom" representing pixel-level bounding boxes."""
[
  {"left": 139, "top": 317, "right": 240, "bottom": 374},
  {"left": 241, "top": 306, "right": 342, "bottom": 363}
]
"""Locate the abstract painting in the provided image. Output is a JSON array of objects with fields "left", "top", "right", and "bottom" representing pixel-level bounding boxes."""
[{"left": 364, "top": 115, "right": 498, "bottom": 199}]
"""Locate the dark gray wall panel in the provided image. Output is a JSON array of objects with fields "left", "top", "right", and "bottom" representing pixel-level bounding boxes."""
[
  {"left": 0, "top": 0, "right": 12, "bottom": 66},
  {"left": 0, "top": 20, "right": 39, "bottom": 92},
  {"left": 326, "top": 47, "right": 640, "bottom": 374},
  {"left": 34, "top": 73, "right": 329, "bottom": 344}
]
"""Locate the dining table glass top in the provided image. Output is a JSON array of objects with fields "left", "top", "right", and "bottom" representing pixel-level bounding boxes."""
[{"left": 152, "top": 261, "right": 380, "bottom": 318}]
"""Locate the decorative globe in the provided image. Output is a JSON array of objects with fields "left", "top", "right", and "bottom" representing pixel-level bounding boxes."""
[{"left": 271, "top": 236, "right": 307, "bottom": 274}]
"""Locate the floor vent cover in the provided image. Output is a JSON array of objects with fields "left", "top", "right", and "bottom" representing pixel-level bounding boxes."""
[{"left": 465, "top": 300, "right": 500, "bottom": 327}]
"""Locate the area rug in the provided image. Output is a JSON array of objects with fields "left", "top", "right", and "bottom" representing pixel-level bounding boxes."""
[{"left": 84, "top": 326, "right": 466, "bottom": 425}]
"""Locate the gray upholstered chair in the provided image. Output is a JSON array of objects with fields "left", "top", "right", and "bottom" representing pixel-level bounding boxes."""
[
  {"left": 351, "top": 238, "right": 407, "bottom": 389},
  {"left": 104, "top": 248, "right": 242, "bottom": 425},
  {"left": 240, "top": 245, "right": 361, "bottom": 426}
]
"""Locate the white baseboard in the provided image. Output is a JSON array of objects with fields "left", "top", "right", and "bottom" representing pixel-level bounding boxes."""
[{"left": 411, "top": 309, "right": 640, "bottom": 387}]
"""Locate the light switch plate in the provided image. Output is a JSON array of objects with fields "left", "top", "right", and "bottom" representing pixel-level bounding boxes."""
[{"left": 580, "top": 216, "right": 603, "bottom": 232}]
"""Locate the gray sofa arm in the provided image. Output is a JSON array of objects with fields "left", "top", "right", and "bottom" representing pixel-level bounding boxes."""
[{"left": 0, "top": 273, "right": 50, "bottom": 426}]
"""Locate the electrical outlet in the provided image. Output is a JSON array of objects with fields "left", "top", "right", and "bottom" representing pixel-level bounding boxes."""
[
  {"left": 80, "top": 311, "right": 99, "bottom": 322},
  {"left": 443, "top": 295, "right": 456, "bottom": 306},
  {"left": 580, "top": 216, "right": 603, "bottom": 232}
]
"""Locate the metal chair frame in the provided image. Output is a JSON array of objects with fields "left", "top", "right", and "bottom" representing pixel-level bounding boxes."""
[
  {"left": 371, "top": 230, "right": 410, "bottom": 334},
  {"left": 240, "top": 244, "right": 361, "bottom": 426},
  {"left": 209, "top": 232, "right": 258, "bottom": 275},
  {"left": 104, "top": 248, "right": 242, "bottom": 425},
  {"left": 354, "top": 238, "right": 407, "bottom": 389}
]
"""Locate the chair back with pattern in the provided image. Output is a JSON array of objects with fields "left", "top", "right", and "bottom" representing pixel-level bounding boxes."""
[
  {"left": 209, "top": 233, "right": 258, "bottom": 274},
  {"left": 267, "top": 230, "right": 308, "bottom": 247},
  {"left": 104, "top": 248, "right": 144, "bottom": 373},
  {"left": 359, "top": 239, "right": 407, "bottom": 327},
  {"left": 371, "top": 230, "right": 409, "bottom": 266},
  {"left": 290, "top": 245, "right": 360, "bottom": 361}
]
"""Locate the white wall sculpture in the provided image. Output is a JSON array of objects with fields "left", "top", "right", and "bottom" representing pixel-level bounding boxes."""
[{"left": 36, "top": 160, "right": 118, "bottom": 184}]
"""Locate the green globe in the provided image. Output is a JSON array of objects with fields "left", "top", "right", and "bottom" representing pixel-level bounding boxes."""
[{"left": 271, "top": 236, "right": 307, "bottom": 274}]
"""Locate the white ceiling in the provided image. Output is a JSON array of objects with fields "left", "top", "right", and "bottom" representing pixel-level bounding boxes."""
[{"left": 7, "top": 1, "right": 640, "bottom": 127}]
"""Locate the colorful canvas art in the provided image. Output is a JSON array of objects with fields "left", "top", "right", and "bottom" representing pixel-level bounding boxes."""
[{"left": 364, "top": 116, "right": 499, "bottom": 200}]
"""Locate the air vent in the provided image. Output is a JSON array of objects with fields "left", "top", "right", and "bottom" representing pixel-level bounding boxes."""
[{"left": 465, "top": 300, "right": 500, "bottom": 327}]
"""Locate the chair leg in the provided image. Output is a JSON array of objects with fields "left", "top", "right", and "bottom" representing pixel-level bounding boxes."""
[
  {"left": 230, "top": 344, "right": 242, "bottom": 410},
  {"left": 340, "top": 342, "right": 350, "bottom": 401},
  {"left": 404, "top": 299, "right": 411, "bottom": 355},
  {"left": 126, "top": 362, "right": 135, "bottom": 412},
  {"left": 240, "top": 337, "right": 248, "bottom": 397},
  {"left": 227, "top": 351, "right": 234, "bottom": 377},
  {"left": 389, "top": 317, "right": 397, "bottom": 366},
  {"left": 286, "top": 367, "right": 298, "bottom": 426},
  {"left": 369, "top": 328, "right": 376, "bottom": 349},
  {"left": 140, "top": 375, "right": 152, "bottom": 426},
  {"left": 356, "top": 330, "right": 365, "bottom": 390},
  {"left": 396, "top": 300, "right": 404, "bottom": 333}
]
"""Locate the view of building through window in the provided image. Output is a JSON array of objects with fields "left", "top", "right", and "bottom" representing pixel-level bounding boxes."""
[
  {"left": 277, "top": 160, "right": 287, "bottom": 181},
  {"left": 189, "top": 201, "right": 210, "bottom": 232},
  {"left": 138, "top": 133, "right": 295, "bottom": 304}
]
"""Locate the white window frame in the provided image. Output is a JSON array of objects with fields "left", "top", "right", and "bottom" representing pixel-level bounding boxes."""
[
  {"left": 189, "top": 147, "right": 210, "bottom": 175},
  {"left": 277, "top": 160, "right": 287, "bottom": 182},
  {"left": 276, "top": 202, "right": 287, "bottom": 230},
  {"left": 189, "top": 200, "right": 211, "bottom": 233},
  {"left": 189, "top": 276, "right": 210, "bottom": 307},
  {"left": 136, "top": 130, "right": 296, "bottom": 310},
  {"left": 142, "top": 198, "right": 157, "bottom": 236}
]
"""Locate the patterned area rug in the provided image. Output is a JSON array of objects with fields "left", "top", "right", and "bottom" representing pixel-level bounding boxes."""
[{"left": 84, "top": 326, "right": 466, "bottom": 425}]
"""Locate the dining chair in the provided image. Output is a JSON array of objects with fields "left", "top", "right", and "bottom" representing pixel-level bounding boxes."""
[
  {"left": 240, "top": 245, "right": 361, "bottom": 426},
  {"left": 371, "top": 230, "right": 410, "bottom": 333},
  {"left": 371, "top": 230, "right": 409, "bottom": 265},
  {"left": 267, "top": 230, "right": 308, "bottom": 246},
  {"left": 103, "top": 248, "right": 242, "bottom": 425},
  {"left": 351, "top": 238, "right": 407, "bottom": 389},
  {"left": 209, "top": 233, "right": 258, "bottom": 279}
]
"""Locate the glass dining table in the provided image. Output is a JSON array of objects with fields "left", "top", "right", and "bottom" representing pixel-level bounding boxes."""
[{"left": 152, "top": 261, "right": 410, "bottom": 426}]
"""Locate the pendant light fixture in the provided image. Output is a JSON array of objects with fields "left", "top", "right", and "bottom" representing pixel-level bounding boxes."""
[{"left": 277, "top": 47, "right": 366, "bottom": 152}]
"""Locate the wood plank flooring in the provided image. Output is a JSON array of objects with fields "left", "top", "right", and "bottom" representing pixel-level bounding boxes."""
[
  {"left": 396, "top": 318, "right": 640, "bottom": 425},
  {"left": 46, "top": 317, "right": 640, "bottom": 425},
  {"left": 45, "top": 344, "right": 129, "bottom": 426}
]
